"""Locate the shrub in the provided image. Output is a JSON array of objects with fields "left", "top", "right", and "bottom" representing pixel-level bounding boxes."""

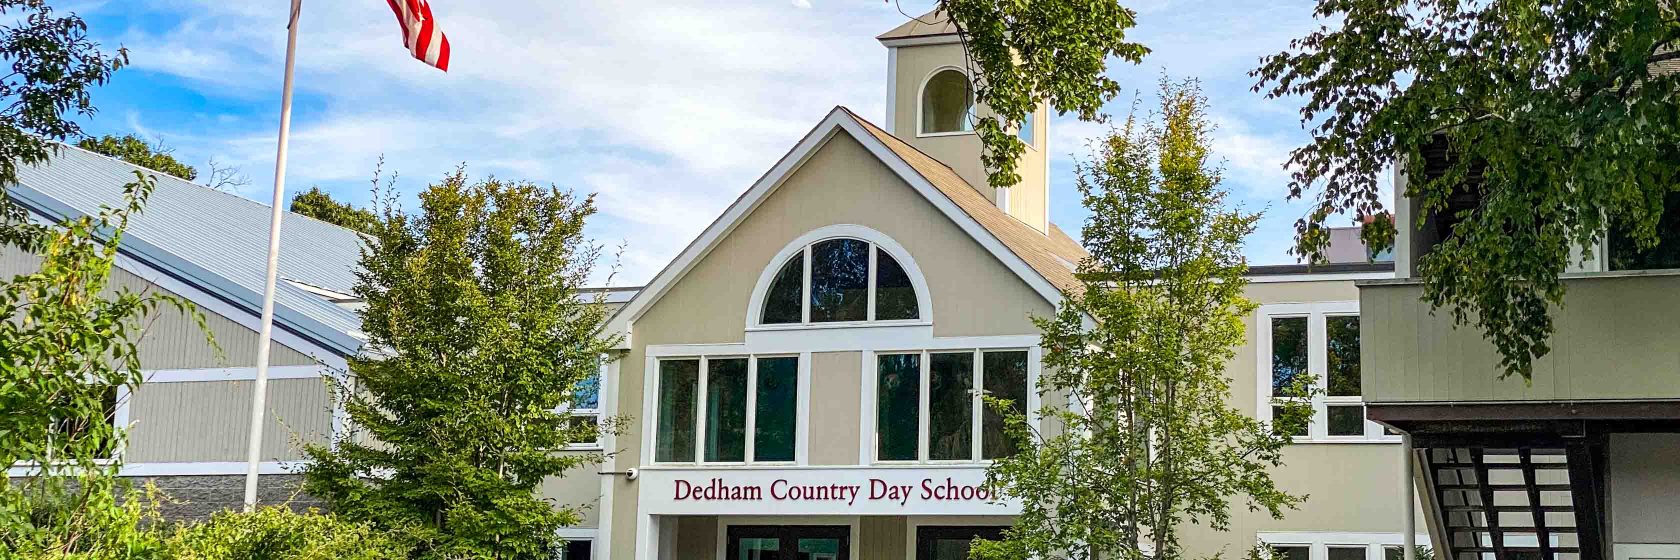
[{"left": 163, "top": 507, "right": 408, "bottom": 560}]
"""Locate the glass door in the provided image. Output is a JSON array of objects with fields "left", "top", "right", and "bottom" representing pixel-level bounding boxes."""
[
  {"left": 726, "top": 525, "right": 849, "bottom": 560},
  {"left": 916, "top": 526, "right": 1008, "bottom": 560}
]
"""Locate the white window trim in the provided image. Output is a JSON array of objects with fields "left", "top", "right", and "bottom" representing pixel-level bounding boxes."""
[
  {"left": 647, "top": 353, "right": 809, "bottom": 466},
  {"left": 555, "top": 361, "right": 605, "bottom": 451},
  {"left": 746, "top": 224, "right": 933, "bottom": 329},
  {"left": 1259, "top": 531, "right": 1432, "bottom": 560},
  {"left": 553, "top": 528, "right": 597, "bottom": 560},
  {"left": 1255, "top": 301, "right": 1398, "bottom": 444},
  {"left": 861, "top": 345, "right": 1041, "bottom": 466},
  {"left": 916, "top": 65, "right": 977, "bottom": 138}
]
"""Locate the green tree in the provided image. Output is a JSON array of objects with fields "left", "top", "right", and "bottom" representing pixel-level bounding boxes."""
[
  {"left": 0, "top": 173, "right": 209, "bottom": 558},
  {"left": 0, "top": 1, "right": 127, "bottom": 250},
  {"left": 1253, "top": 1, "right": 1680, "bottom": 379},
  {"left": 973, "top": 79, "right": 1310, "bottom": 560},
  {"left": 933, "top": 0, "right": 1150, "bottom": 190},
  {"left": 301, "top": 171, "right": 617, "bottom": 559},
  {"left": 289, "top": 186, "right": 379, "bottom": 235},
  {"left": 76, "top": 134, "right": 198, "bottom": 181}
]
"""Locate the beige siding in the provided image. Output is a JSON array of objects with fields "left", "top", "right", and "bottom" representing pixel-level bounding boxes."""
[
  {"left": 1, "top": 247, "right": 317, "bottom": 369},
  {"left": 1609, "top": 433, "right": 1680, "bottom": 544},
  {"left": 1361, "top": 273, "right": 1680, "bottom": 403},
  {"left": 675, "top": 516, "right": 718, "bottom": 557},
  {"left": 125, "top": 378, "right": 331, "bottom": 462},
  {"left": 1173, "top": 277, "right": 1424, "bottom": 557},
  {"left": 539, "top": 451, "right": 605, "bottom": 528},
  {"left": 860, "top": 516, "right": 908, "bottom": 560},
  {"left": 808, "top": 351, "right": 863, "bottom": 466}
]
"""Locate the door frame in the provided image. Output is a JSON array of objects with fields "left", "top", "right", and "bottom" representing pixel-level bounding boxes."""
[
  {"left": 725, "top": 524, "right": 851, "bottom": 560},
  {"left": 914, "top": 525, "right": 1008, "bottom": 560}
]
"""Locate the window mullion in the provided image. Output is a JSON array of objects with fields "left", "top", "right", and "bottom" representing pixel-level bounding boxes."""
[
  {"left": 1309, "top": 312, "right": 1329, "bottom": 440},
  {"left": 745, "top": 356, "right": 758, "bottom": 463},
  {"left": 867, "top": 245, "right": 878, "bottom": 321},
  {"left": 971, "top": 349, "right": 983, "bottom": 462},
  {"left": 801, "top": 246, "right": 812, "bottom": 324},
  {"left": 696, "top": 356, "right": 708, "bottom": 464},
  {"left": 919, "top": 350, "right": 931, "bottom": 462}
]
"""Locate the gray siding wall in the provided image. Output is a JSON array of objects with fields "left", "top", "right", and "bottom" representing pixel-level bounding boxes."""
[
  {"left": 126, "top": 378, "right": 332, "bottom": 462},
  {"left": 1361, "top": 272, "right": 1680, "bottom": 403},
  {"left": 1, "top": 247, "right": 318, "bottom": 369}
]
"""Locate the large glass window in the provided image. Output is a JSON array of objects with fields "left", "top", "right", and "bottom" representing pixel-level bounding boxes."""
[
  {"left": 810, "top": 238, "right": 870, "bottom": 322},
  {"left": 928, "top": 352, "right": 974, "bottom": 461},
  {"left": 658, "top": 356, "right": 801, "bottom": 463},
  {"left": 655, "top": 359, "right": 699, "bottom": 463},
  {"left": 759, "top": 237, "right": 920, "bottom": 325},
  {"left": 876, "top": 349, "right": 1031, "bottom": 462},
  {"left": 876, "top": 353, "right": 922, "bottom": 461},
  {"left": 1261, "top": 303, "right": 1390, "bottom": 442},
  {"left": 754, "top": 356, "right": 799, "bottom": 462},
  {"left": 921, "top": 69, "right": 974, "bottom": 134},
  {"left": 705, "top": 358, "right": 748, "bottom": 462}
]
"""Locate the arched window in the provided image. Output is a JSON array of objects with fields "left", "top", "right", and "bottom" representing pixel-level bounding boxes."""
[
  {"left": 759, "top": 236, "right": 922, "bottom": 324},
  {"left": 920, "top": 69, "right": 973, "bottom": 135}
]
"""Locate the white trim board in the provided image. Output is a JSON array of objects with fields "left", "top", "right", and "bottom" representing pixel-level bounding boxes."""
[
  {"left": 605, "top": 107, "right": 1070, "bottom": 349},
  {"left": 142, "top": 365, "right": 327, "bottom": 383}
]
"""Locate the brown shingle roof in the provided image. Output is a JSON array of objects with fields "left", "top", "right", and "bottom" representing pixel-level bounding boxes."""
[
  {"left": 840, "top": 107, "right": 1086, "bottom": 294},
  {"left": 876, "top": 9, "right": 958, "bottom": 41}
]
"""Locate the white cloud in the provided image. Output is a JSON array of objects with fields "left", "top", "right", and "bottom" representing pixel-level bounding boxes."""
[
  {"left": 90, "top": 1, "right": 915, "bottom": 284},
  {"left": 792, "top": 0, "right": 813, "bottom": 8}
]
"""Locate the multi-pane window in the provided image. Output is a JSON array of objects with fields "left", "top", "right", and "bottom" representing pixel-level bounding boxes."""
[
  {"left": 561, "top": 371, "right": 602, "bottom": 448},
  {"left": 1260, "top": 302, "right": 1392, "bottom": 442},
  {"left": 655, "top": 356, "right": 800, "bottom": 463},
  {"left": 1609, "top": 190, "right": 1680, "bottom": 270},
  {"left": 874, "top": 349, "right": 1029, "bottom": 463},
  {"left": 45, "top": 385, "right": 119, "bottom": 461},
  {"left": 760, "top": 237, "right": 920, "bottom": 325},
  {"left": 1258, "top": 534, "right": 1431, "bottom": 560}
]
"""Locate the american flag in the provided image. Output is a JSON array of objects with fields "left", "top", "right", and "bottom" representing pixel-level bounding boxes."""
[{"left": 386, "top": 0, "right": 451, "bottom": 71}]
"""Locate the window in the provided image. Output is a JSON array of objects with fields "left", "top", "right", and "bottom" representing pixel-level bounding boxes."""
[
  {"left": 874, "top": 349, "right": 1029, "bottom": 462},
  {"left": 558, "top": 539, "right": 591, "bottom": 560},
  {"left": 917, "top": 526, "right": 1007, "bottom": 560},
  {"left": 46, "top": 385, "right": 119, "bottom": 461},
  {"left": 1017, "top": 111, "right": 1034, "bottom": 145},
  {"left": 1259, "top": 302, "right": 1392, "bottom": 442},
  {"left": 655, "top": 356, "right": 800, "bottom": 463},
  {"left": 1257, "top": 533, "right": 1431, "bottom": 560},
  {"left": 759, "top": 237, "right": 920, "bottom": 325},
  {"left": 561, "top": 371, "right": 602, "bottom": 448},
  {"left": 1610, "top": 190, "right": 1680, "bottom": 270},
  {"left": 920, "top": 69, "right": 973, "bottom": 135}
]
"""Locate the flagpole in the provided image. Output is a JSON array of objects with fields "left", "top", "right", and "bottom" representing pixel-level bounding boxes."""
[{"left": 244, "top": 0, "right": 303, "bottom": 512}]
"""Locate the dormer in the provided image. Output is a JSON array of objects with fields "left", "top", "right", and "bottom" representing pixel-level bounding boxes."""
[{"left": 878, "top": 10, "right": 1050, "bottom": 234}]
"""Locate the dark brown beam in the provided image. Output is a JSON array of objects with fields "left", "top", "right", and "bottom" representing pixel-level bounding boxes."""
[
  {"left": 1566, "top": 441, "right": 1607, "bottom": 560},
  {"left": 1520, "top": 449, "right": 1554, "bottom": 560},
  {"left": 1471, "top": 449, "right": 1509, "bottom": 560}
]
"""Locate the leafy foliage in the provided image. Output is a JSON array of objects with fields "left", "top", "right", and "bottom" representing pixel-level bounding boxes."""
[
  {"left": 289, "top": 186, "right": 378, "bottom": 235},
  {"left": 76, "top": 134, "right": 198, "bottom": 181},
  {"left": 1254, "top": 0, "right": 1680, "bottom": 378},
  {"left": 0, "top": 173, "right": 213, "bottom": 558},
  {"left": 974, "top": 79, "right": 1307, "bottom": 560},
  {"left": 162, "top": 506, "right": 410, "bottom": 560},
  {"left": 302, "top": 170, "right": 618, "bottom": 559},
  {"left": 0, "top": 1, "right": 127, "bottom": 250},
  {"left": 935, "top": 0, "right": 1149, "bottom": 189}
]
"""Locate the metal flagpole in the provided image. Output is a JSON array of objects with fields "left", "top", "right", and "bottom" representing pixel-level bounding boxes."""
[{"left": 244, "top": 0, "right": 303, "bottom": 512}]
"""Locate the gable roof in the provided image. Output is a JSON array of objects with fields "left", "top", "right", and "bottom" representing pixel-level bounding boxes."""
[
  {"left": 9, "top": 143, "right": 366, "bottom": 356},
  {"left": 842, "top": 108, "right": 1084, "bottom": 292},
  {"left": 877, "top": 9, "right": 959, "bottom": 43},
  {"left": 607, "top": 106, "right": 1086, "bottom": 341}
]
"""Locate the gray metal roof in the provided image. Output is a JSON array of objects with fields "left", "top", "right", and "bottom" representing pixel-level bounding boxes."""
[{"left": 9, "top": 143, "right": 366, "bottom": 356}]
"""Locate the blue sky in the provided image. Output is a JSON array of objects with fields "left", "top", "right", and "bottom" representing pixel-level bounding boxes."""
[{"left": 70, "top": 0, "right": 1384, "bottom": 286}]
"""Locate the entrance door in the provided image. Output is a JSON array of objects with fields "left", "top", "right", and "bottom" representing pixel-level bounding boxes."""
[
  {"left": 726, "top": 525, "right": 850, "bottom": 560},
  {"left": 916, "top": 526, "right": 1008, "bottom": 560}
]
